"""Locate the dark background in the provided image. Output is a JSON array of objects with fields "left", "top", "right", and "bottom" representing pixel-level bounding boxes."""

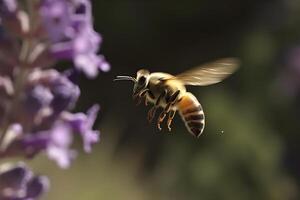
[{"left": 34, "top": 0, "right": 300, "bottom": 199}]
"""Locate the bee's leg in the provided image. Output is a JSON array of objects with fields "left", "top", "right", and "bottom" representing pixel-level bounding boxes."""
[
  {"left": 157, "top": 90, "right": 180, "bottom": 131},
  {"left": 133, "top": 88, "right": 148, "bottom": 99},
  {"left": 147, "top": 106, "right": 157, "bottom": 122},
  {"left": 135, "top": 89, "right": 148, "bottom": 106},
  {"left": 142, "top": 90, "right": 149, "bottom": 106},
  {"left": 165, "top": 90, "right": 180, "bottom": 113},
  {"left": 157, "top": 111, "right": 167, "bottom": 130},
  {"left": 135, "top": 96, "right": 143, "bottom": 106},
  {"left": 147, "top": 90, "right": 166, "bottom": 122},
  {"left": 167, "top": 110, "right": 176, "bottom": 131},
  {"left": 145, "top": 97, "right": 148, "bottom": 106},
  {"left": 156, "top": 90, "right": 180, "bottom": 130}
]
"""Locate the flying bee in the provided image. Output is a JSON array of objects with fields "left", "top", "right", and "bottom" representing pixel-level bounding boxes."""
[{"left": 114, "top": 58, "right": 239, "bottom": 138}]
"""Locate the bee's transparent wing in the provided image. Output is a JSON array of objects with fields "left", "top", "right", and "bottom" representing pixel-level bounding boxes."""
[{"left": 172, "top": 58, "right": 240, "bottom": 86}]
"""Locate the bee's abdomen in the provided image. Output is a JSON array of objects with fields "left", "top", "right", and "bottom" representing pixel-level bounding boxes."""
[{"left": 177, "top": 92, "right": 205, "bottom": 137}]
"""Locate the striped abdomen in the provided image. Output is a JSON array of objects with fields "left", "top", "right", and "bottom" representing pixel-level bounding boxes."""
[{"left": 177, "top": 92, "right": 205, "bottom": 137}]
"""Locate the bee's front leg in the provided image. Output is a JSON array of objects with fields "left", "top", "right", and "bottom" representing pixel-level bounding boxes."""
[
  {"left": 147, "top": 106, "right": 157, "bottom": 122},
  {"left": 135, "top": 89, "right": 149, "bottom": 106},
  {"left": 147, "top": 90, "right": 166, "bottom": 122},
  {"left": 135, "top": 96, "right": 143, "bottom": 106}
]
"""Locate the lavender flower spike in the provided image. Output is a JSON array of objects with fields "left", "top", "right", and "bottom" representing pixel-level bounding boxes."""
[{"left": 0, "top": 0, "right": 108, "bottom": 196}]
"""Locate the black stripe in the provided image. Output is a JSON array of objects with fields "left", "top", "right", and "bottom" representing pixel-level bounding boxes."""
[
  {"left": 170, "top": 90, "right": 180, "bottom": 102},
  {"left": 185, "top": 114, "right": 204, "bottom": 121},
  {"left": 188, "top": 121, "right": 204, "bottom": 130},
  {"left": 182, "top": 105, "right": 202, "bottom": 115},
  {"left": 165, "top": 90, "right": 180, "bottom": 103},
  {"left": 191, "top": 128, "right": 203, "bottom": 137}
]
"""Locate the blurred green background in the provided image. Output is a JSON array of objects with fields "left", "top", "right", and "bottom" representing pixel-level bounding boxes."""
[{"left": 29, "top": 0, "right": 300, "bottom": 199}]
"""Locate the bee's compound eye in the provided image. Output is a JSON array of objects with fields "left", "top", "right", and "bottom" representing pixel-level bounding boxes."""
[{"left": 138, "top": 76, "right": 146, "bottom": 85}]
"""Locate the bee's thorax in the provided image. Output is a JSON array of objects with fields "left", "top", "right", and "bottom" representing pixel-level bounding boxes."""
[{"left": 145, "top": 72, "right": 186, "bottom": 108}]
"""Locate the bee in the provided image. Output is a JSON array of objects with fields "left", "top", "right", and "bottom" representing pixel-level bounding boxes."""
[{"left": 114, "top": 58, "right": 239, "bottom": 138}]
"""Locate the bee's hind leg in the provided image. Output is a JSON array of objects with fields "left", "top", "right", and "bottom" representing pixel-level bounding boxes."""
[
  {"left": 157, "top": 111, "right": 167, "bottom": 130},
  {"left": 167, "top": 110, "right": 176, "bottom": 131}
]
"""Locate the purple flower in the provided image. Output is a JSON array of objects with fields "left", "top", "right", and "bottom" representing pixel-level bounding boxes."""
[
  {"left": 1, "top": 105, "right": 100, "bottom": 168},
  {"left": 6, "top": 105, "right": 101, "bottom": 168},
  {"left": 25, "top": 69, "right": 80, "bottom": 117},
  {"left": 39, "top": 0, "right": 71, "bottom": 42},
  {"left": 0, "top": 0, "right": 17, "bottom": 14},
  {"left": 46, "top": 122, "right": 77, "bottom": 168},
  {"left": 62, "top": 104, "right": 100, "bottom": 153},
  {"left": 19, "top": 69, "right": 80, "bottom": 130},
  {"left": 0, "top": 124, "right": 48, "bottom": 158},
  {"left": 40, "top": 0, "right": 110, "bottom": 78},
  {"left": 49, "top": 73, "right": 80, "bottom": 114},
  {"left": 0, "top": 162, "right": 49, "bottom": 200},
  {"left": 72, "top": 26, "right": 110, "bottom": 76},
  {"left": 24, "top": 85, "right": 53, "bottom": 115}
]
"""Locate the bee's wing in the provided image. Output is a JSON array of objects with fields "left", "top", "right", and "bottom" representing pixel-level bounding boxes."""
[{"left": 171, "top": 58, "right": 240, "bottom": 86}]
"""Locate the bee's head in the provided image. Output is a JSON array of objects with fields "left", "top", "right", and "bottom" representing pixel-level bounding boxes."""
[
  {"left": 114, "top": 69, "right": 150, "bottom": 96},
  {"left": 133, "top": 69, "right": 150, "bottom": 95}
]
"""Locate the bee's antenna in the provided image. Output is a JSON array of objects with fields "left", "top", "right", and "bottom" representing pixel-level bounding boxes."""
[{"left": 114, "top": 76, "right": 136, "bottom": 82}]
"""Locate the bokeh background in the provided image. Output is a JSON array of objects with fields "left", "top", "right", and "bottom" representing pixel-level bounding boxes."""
[{"left": 25, "top": 0, "right": 300, "bottom": 199}]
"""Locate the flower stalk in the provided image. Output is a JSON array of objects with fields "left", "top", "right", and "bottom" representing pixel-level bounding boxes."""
[{"left": 0, "top": 0, "right": 109, "bottom": 198}]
